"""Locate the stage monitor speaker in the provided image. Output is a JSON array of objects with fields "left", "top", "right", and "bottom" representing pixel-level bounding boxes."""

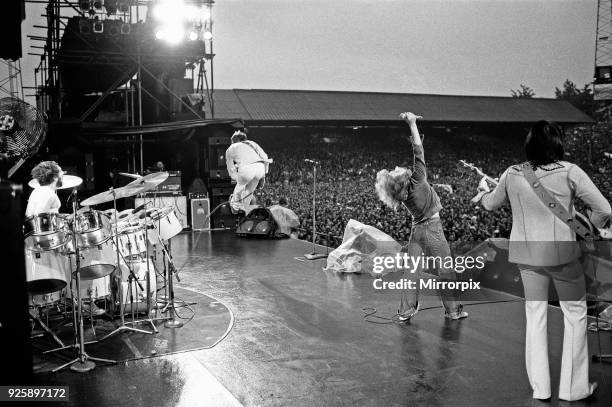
[
  {"left": 236, "top": 207, "right": 278, "bottom": 238},
  {"left": 191, "top": 198, "right": 210, "bottom": 230},
  {"left": 135, "top": 195, "right": 188, "bottom": 229}
]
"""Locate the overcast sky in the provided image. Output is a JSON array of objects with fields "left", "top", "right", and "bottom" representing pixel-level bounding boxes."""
[{"left": 5, "top": 0, "right": 599, "bottom": 100}]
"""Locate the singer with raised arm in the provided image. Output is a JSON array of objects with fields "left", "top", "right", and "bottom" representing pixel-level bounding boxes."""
[
  {"left": 375, "top": 112, "right": 467, "bottom": 322},
  {"left": 225, "top": 130, "right": 273, "bottom": 215},
  {"left": 473, "top": 120, "right": 610, "bottom": 401}
]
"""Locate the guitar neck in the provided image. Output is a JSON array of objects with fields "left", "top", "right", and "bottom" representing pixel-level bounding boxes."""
[{"left": 459, "top": 160, "right": 498, "bottom": 186}]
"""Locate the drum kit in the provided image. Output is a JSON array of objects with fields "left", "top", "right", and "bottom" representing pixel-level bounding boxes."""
[{"left": 24, "top": 171, "right": 186, "bottom": 373}]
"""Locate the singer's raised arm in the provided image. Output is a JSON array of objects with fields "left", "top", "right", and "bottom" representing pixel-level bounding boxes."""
[{"left": 401, "top": 112, "right": 426, "bottom": 182}]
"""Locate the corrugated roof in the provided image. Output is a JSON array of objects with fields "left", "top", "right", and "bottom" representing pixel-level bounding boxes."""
[{"left": 206, "top": 89, "right": 593, "bottom": 124}]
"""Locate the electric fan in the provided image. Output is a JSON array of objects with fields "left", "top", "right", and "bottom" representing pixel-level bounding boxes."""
[{"left": 0, "top": 97, "right": 47, "bottom": 178}]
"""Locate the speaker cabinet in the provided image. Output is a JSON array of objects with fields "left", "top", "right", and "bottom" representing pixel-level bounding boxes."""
[{"left": 191, "top": 198, "right": 210, "bottom": 230}]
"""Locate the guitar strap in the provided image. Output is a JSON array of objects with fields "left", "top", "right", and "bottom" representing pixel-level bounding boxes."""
[{"left": 521, "top": 162, "right": 594, "bottom": 242}]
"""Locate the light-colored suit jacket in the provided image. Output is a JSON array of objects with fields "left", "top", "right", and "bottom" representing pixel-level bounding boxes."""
[
  {"left": 481, "top": 161, "right": 611, "bottom": 266},
  {"left": 225, "top": 140, "right": 271, "bottom": 180}
]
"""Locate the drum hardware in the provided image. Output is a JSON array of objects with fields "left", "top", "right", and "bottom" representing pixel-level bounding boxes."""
[
  {"left": 45, "top": 184, "right": 117, "bottom": 373},
  {"left": 116, "top": 198, "right": 171, "bottom": 332},
  {"left": 153, "top": 234, "right": 195, "bottom": 328},
  {"left": 29, "top": 306, "right": 65, "bottom": 349},
  {"left": 94, "top": 187, "right": 157, "bottom": 341}
]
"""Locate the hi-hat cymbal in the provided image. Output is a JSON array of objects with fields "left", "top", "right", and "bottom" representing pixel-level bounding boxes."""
[
  {"left": 28, "top": 175, "right": 83, "bottom": 190},
  {"left": 80, "top": 183, "right": 145, "bottom": 206}
]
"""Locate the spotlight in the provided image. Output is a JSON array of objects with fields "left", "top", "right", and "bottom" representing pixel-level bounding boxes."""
[
  {"left": 165, "top": 27, "right": 185, "bottom": 44},
  {"left": 93, "top": 20, "right": 104, "bottom": 33},
  {"left": 105, "top": 0, "right": 118, "bottom": 15},
  {"left": 200, "top": 7, "right": 211, "bottom": 22},
  {"left": 188, "top": 30, "right": 198, "bottom": 41},
  {"left": 120, "top": 23, "right": 131, "bottom": 35},
  {"left": 203, "top": 31, "right": 212, "bottom": 40},
  {"left": 108, "top": 22, "right": 120, "bottom": 36},
  {"left": 79, "top": 0, "right": 90, "bottom": 11},
  {"left": 155, "top": 29, "right": 165, "bottom": 40},
  {"left": 93, "top": 0, "right": 103, "bottom": 10},
  {"left": 118, "top": 1, "right": 130, "bottom": 13},
  {"left": 79, "top": 18, "right": 92, "bottom": 34}
]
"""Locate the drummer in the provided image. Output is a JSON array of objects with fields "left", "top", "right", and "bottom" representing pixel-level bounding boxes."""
[{"left": 26, "top": 161, "right": 64, "bottom": 217}]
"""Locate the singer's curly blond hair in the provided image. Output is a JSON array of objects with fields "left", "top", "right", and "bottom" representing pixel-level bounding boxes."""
[{"left": 375, "top": 167, "right": 412, "bottom": 210}]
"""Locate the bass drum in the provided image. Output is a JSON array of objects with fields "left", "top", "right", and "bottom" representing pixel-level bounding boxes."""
[{"left": 25, "top": 249, "right": 69, "bottom": 294}]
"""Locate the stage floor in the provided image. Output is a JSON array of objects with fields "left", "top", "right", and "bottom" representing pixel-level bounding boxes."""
[{"left": 36, "top": 231, "right": 612, "bottom": 407}]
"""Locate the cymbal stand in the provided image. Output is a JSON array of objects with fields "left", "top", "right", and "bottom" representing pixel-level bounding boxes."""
[
  {"left": 97, "top": 188, "right": 154, "bottom": 341},
  {"left": 50, "top": 188, "right": 116, "bottom": 373},
  {"left": 154, "top": 237, "right": 186, "bottom": 328},
  {"left": 121, "top": 219, "right": 167, "bottom": 331}
]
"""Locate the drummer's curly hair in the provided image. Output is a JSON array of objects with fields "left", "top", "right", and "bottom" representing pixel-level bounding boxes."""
[{"left": 31, "top": 161, "right": 61, "bottom": 186}]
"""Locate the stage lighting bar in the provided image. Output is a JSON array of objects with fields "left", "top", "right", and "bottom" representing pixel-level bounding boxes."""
[{"left": 152, "top": 0, "right": 213, "bottom": 44}]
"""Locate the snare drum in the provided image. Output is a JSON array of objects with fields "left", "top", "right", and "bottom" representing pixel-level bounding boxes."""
[
  {"left": 24, "top": 213, "right": 70, "bottom": 251},
  {"left": 66, "top": 274, "right": 111, "bottom": 301},
  {"left": 74, "top": 239, "right": 117, "bottom": 280},
  {"left": 118, "top": 226, "right": 147, "bottom": 261},
  {"left": 74, "top": 210, "right": 113, "bottom": 248},
  {"left": 25, "top": 249, "right": 69, "bottom": 294}
]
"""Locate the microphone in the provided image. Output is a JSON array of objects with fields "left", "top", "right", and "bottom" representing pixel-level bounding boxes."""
[{"left": 304, "top": 159, "right": 320, "bottom": 165}]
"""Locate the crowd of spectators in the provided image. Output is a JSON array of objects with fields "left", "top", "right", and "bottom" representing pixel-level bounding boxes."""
[{"left": 254, "top": 124, "right": 612, "bottom": 248}]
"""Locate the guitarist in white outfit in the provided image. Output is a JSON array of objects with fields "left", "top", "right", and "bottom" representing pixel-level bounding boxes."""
[
  {"left": 225, "top": 130, "right": 272, "bottom": 215},
  {"left": 473, "top": 120, "right": 610, "bottom": 402}
]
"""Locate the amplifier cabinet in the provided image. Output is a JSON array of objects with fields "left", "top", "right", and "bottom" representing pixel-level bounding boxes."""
[
  {"left": 191, "top": 198, "right": 211, "bottom": 231},
  {"left": 135, "top": 195, "right": 188, "bottom": 229}
]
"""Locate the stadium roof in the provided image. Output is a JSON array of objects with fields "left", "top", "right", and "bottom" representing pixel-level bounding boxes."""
[{"left": 207, "top": 89, "right": 594, "bottom": 125}]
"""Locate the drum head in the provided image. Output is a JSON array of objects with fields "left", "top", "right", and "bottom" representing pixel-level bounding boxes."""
[
  {"left": 27, "top": 279, "right": 67, "bottom": 295},
  {"left": 78, "top": 264, "right": 116, "bottom": 281}
]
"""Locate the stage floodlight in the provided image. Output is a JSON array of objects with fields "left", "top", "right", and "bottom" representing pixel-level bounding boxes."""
[
  {"left": 118, "top": 1, "right": 130, "bottom": 13},
  {"left": 79, "top": 0, "right": 90, "bottom": 11},
  {"left": 105, "top": 0, "right": 118, "bottom": 15},
  {"left": 188, "top": 30, "right": 198, "bottom": 41},
  {"left": 120, "top": 23, "right": 131, "bottom": 35},
  {"left": 93, "top": 0, "right": 103, "bottom": 10},
  {"left": 79, "top": 19, "right": 92, "bottom": 34},
  {"left": 165, "top": 26, "right": 185, "bottom": 44},
  {"left": 108, "top": 22, "right": 120, "bottom": 36},
  {"left": 203, "top": 31, "right": 212, "bottom": 40},
  {"left": 200, "top": 7, "right": 211, "bottom": 22},
  {"left": 155, "top": 29, "right": 165, "bottom": 40},
  {"left": 93, "top": 20, "right": 104, "bottom": 33}
]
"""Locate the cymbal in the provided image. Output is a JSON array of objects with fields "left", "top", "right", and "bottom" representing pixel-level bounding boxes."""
[
  {"left": 80, "top": 172, "right": 168, "bottom": 206},
  {"left": 80, "top": 183, "right": 145, "bottom": 206},
  {"left": 28, "top": 175, "right": 83, "bottom": 190},
  {"left": 125, "top": 171, "right": 169, "bottom": 191}
]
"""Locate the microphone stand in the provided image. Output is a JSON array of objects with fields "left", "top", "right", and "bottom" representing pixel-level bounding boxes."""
[{"left": 304, "top": 160, "right": 327, "bottom": 260}]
